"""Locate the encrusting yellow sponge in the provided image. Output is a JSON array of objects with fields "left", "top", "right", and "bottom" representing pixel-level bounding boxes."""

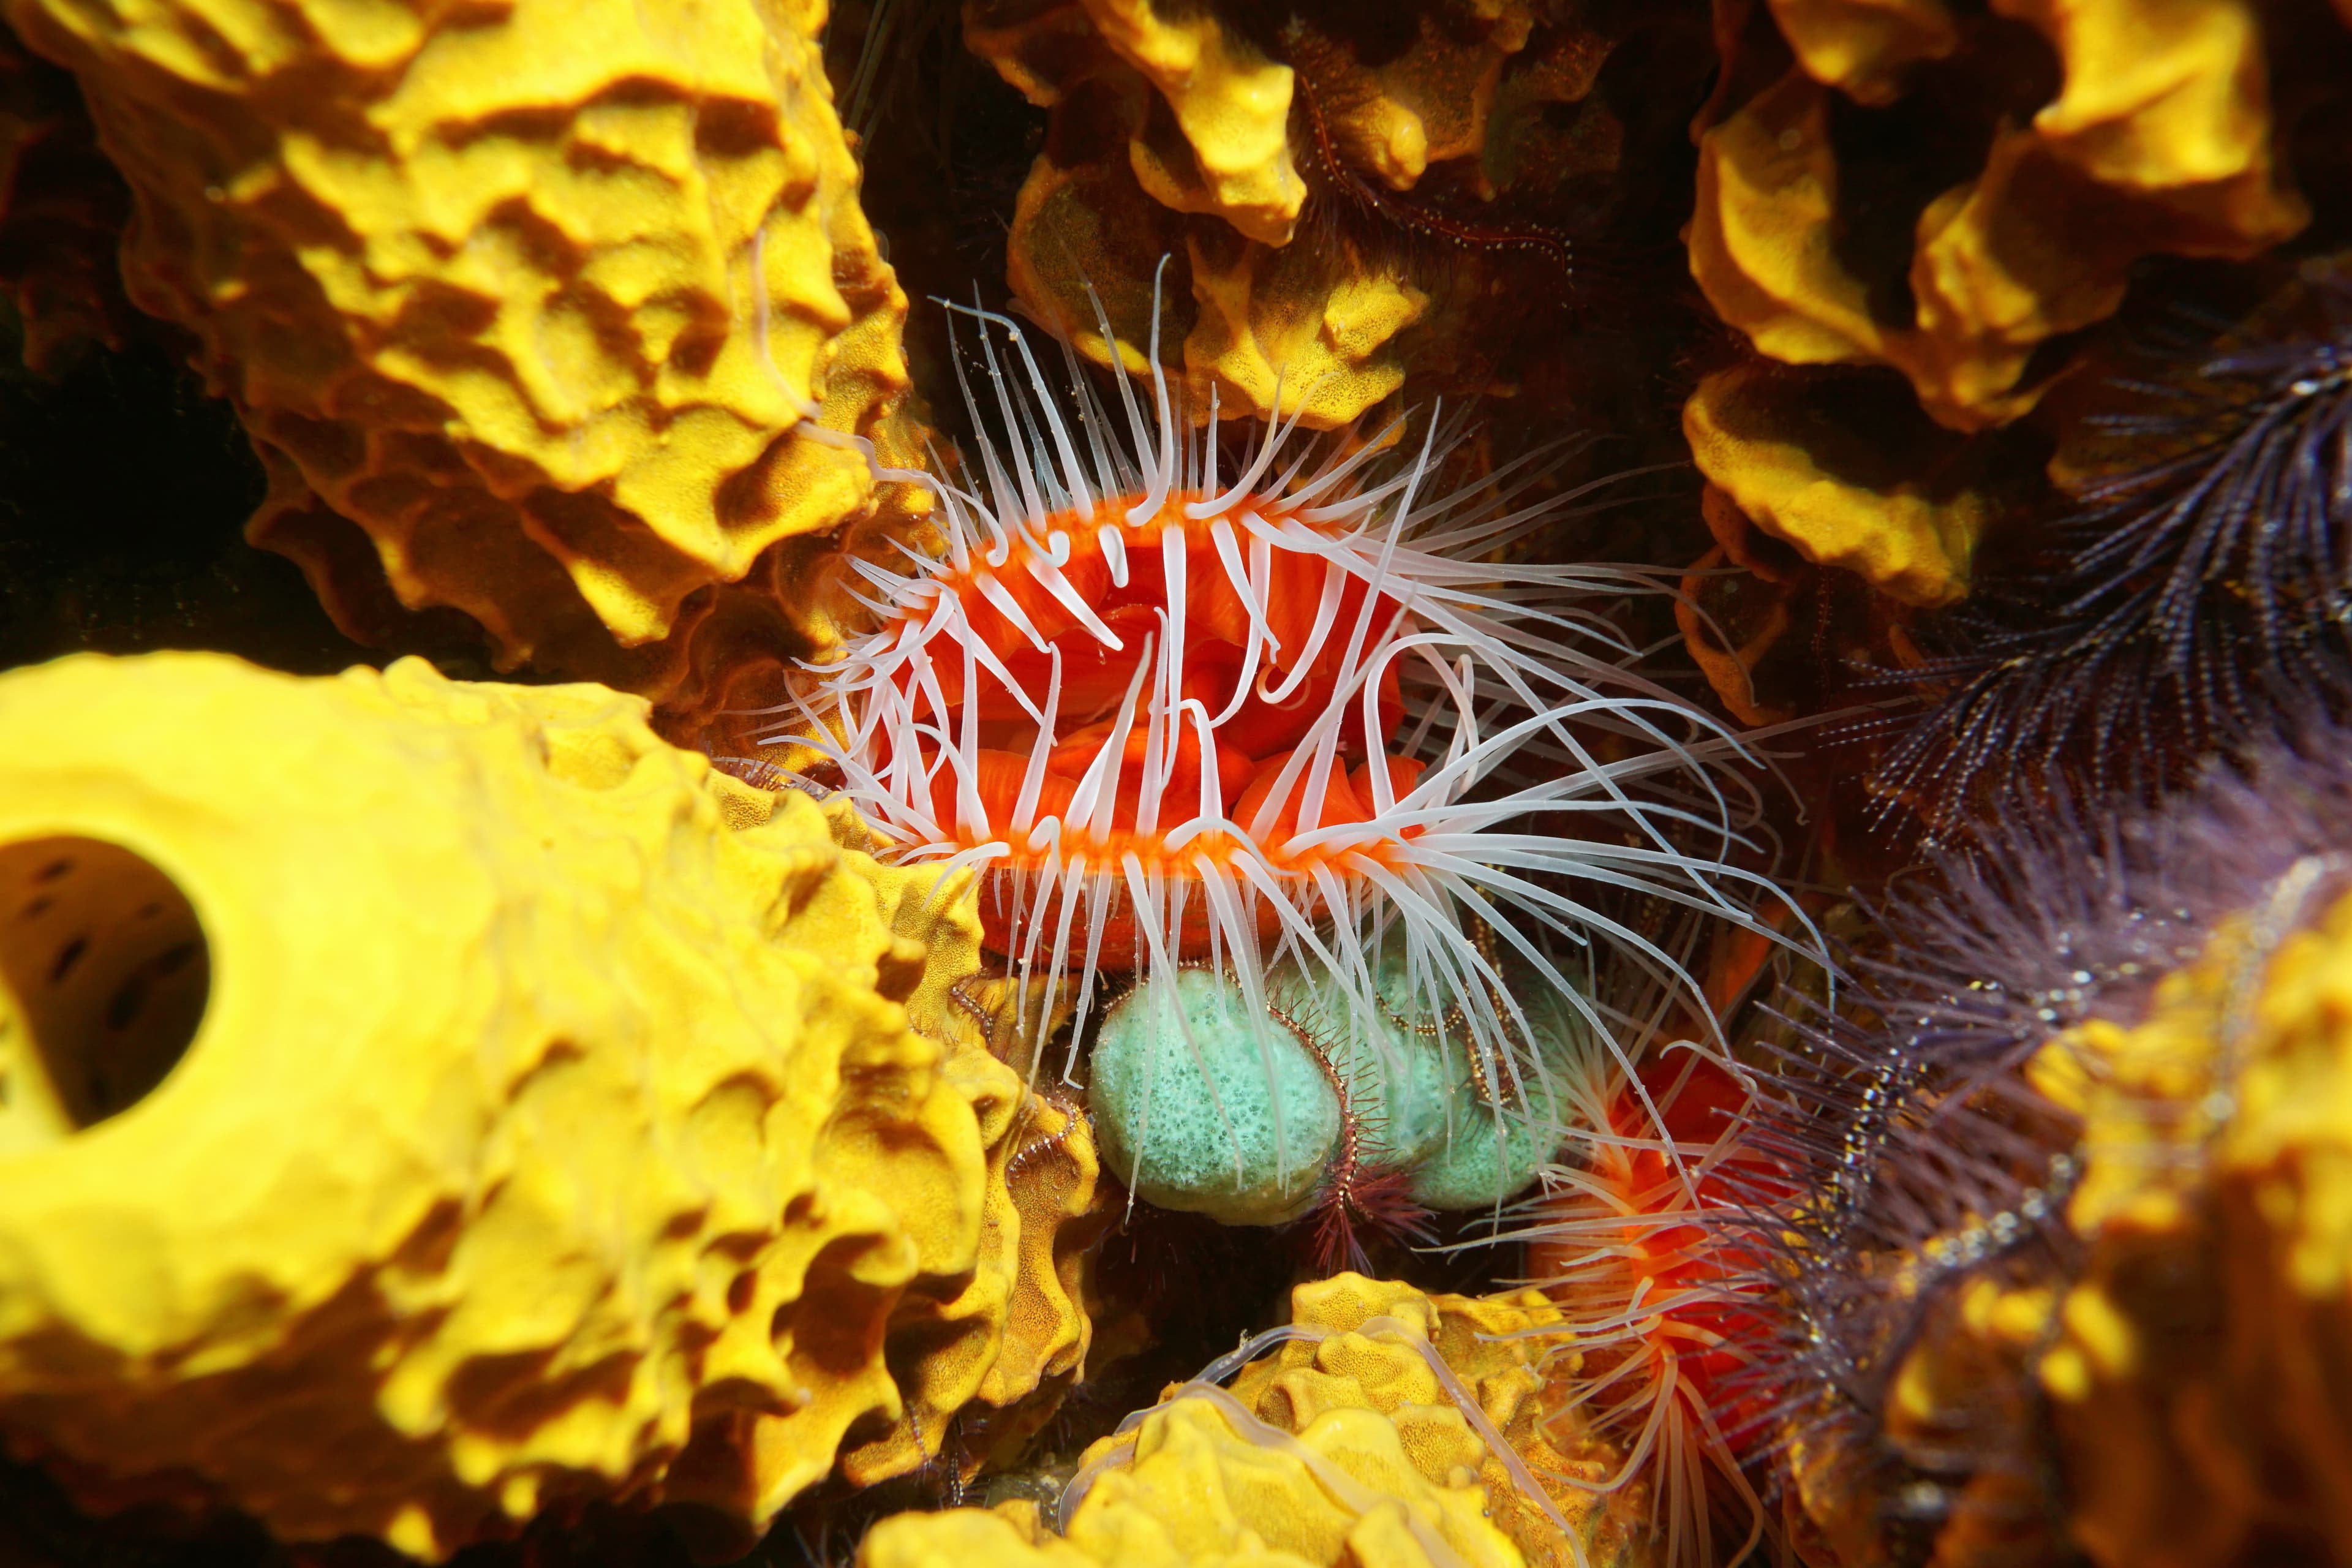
[
  {"left": 2016, "top": 888, "right": 2352, "bottom": 1568},
  {"left": 0, "top": 652, "right": 1096, "bottom": 1559},
  {"left": 856, "top": 1275, "right": 1649, "bottom": 1568}
]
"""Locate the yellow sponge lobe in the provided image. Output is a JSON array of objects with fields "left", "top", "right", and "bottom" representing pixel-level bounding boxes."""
[
  {"left": 0, "top": 652, "right": 1091, "bottom": 1558},
  {"left": 4, "top": 0, "right": 914, "bottom": 695}
]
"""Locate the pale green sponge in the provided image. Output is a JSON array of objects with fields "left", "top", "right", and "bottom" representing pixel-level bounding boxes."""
[
  {"left": 1410, "top": 986, "right": 1590, "bottom": 1210},
  {"left": 1265, "top": 945, "right": 1451, "bottom": 1169},
  {"left": 1087, "top": 951, "right": 1593, "bottom": 1226},
  {"left": 1406, "top": 1066, "right": 1563, "bottom": 1210},
  {"left": 1088, "top": 967, "right": 1341, "bottom": 1225}
]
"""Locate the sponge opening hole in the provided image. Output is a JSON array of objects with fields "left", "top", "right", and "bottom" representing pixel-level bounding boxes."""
[{"left": 0, "top": 836, "right": 209, "bottom": 1148}]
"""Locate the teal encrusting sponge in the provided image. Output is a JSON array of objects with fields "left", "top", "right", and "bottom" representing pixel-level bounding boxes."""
[
  {"left": 1409, "top": 984, "right": 1588, "bottom": 1210},
  {"left": 1406, "top": 1056, "right": 1564, "bottom": 1210},
  {"left": 1087, "top": 967, "right": 1341, "bottom": 1224},
  {"left": 1264, "top": 946, "right": 1450, "bottom": 1171},
  {"left": 1087, "top": 954, "right": 1592, "bottom": 1225}
]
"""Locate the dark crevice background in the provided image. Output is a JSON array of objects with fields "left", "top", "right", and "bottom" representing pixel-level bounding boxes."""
[{"left": 0, "top": 299, "right": 505, "bottom": 679}]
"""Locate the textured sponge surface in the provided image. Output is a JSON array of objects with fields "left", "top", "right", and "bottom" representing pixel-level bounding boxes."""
[
  {"left": 1089, "top": 967, "right": 1341, "bottom": 1225},
  {"left": 0, "top": 651, "right": 1060, "bottom": 1559},
  {"left": 1266, "top": 946, "right": 1450, "bottom": 1172},
  {"left": 4, "top": 0, "right": 913, "bottom": 695},
  {"left": 1404, "top": 1076, "right": 1561, "bottom": 1212},
  {"left": 1409, "top": 985, "right": 1584, "bottom": 1212}
]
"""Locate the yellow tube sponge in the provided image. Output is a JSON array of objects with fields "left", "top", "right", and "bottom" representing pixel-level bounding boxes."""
[
  {"left": 2, "top": 0, "right": 913, "bottom": 693},
  {"left": 978, "top": 0, "right": 1404, "bottom": 430},
  {"left": 861, "top": 1504, "right": 1099, "bottom": 1568},
  {"left": 1221, "top": 1275, "right": 1643, "bottom": 1568},
  {"left": 1281, "top": 0, "right": 1538, "bottom": 193},
  {"left": 842, "top": 1064, "right": 1104, "bottom": 1488},
  {"left": 1672, "top": 481, "right": 1931, "bottom": 741},
  {"left": 1847, "top": 878, "right": 2352, "bottom": 1568},
  {"left": 1180, "top": 225, "right": 1429, "bottom": 426},
  {"left": 1069, "top": 1396, "right": 1524, "bottom": 1568},
  {"left": 0, "top": 650, "right": 1082, "bottom": 1559},
  {"left": 1086, "top": 0, "right": 1302, "bottom": 246},
  {"left": 1003, "top": 149, "right": 1423, "bottom": 429},
  {"left": 861, "top": 1398, "right": 1523, "bottom": 1568},
  {"left": 1764, "top": 0, "right": 1958, "bottom": 107}
]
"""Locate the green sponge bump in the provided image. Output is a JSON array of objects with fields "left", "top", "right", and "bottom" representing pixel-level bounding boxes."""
[
  {"left": 1406, "top": 981, "right": 1590, "bottom": 1212},
  {"left": 1405, "top": 1077, "right": 1562, "bottom": 1210},
  {"left": 1264, "top": 946, "right": 1452, "bottom": 1169},
  {"left": 1087, "top": 967, "right": 1341, "bottom": 1226}
]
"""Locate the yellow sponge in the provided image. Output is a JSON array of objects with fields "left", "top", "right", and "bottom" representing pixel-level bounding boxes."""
[
  {"left": 0, "top": 652, "right": 1091, "bottom": 1559},
  {"left": 856, "top": 1275, "right": 1645, "bottom": 1568},
  {"left": 3, "top": 0, "right": 914, "bottom": 695},
  {"left": 2023, "top": 889, "right": 2352, "bottom": 1568}
]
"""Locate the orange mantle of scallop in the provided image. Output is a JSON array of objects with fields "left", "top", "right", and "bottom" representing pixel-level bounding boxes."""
[{"left": 867, "top": 496, "right": 1428, "bottom": 960}]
